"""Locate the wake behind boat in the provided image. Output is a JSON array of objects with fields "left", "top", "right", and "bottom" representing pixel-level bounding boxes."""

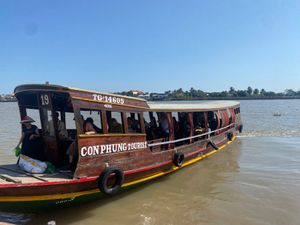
[{"left": 0, "top": 84, "right": 243, "bottom": 212}]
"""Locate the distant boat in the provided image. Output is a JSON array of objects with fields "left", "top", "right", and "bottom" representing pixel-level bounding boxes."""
[
  {"left": 273, "top": 113, "right": 281, "bottom": 116},
  {"left": 0, "top": 84, "right": 243, "bottom": 212}
]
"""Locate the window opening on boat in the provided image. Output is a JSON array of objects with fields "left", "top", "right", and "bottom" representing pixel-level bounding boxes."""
[
  {"left": 144, "top": 112, "right": 168, "bottom": 139},
  {"left": 172, "top": 112, "right": 180, "bottom": 141},
  {"left": 126, "top": 112, "right": 141, "bottom": 133},
  {"left": 208, "top": 111, "right": 218, "bottom": 135},
  {"left": 26, "top": 108, "right": 42, "bottom": 128},
  {"left": 65, "top": 112, "right": 77, "bottom": 139},
  {"left": 144, "top": 112, "right": 157, "bottom": 141},
  {"left": 234, "top": 107, "right": 240, "bottom": 114},
  {"left": 41, "top": 108, "right": 55, "bottom": 137},
  {"left": 157, "top": 112, "right": 170, "bottom": 139},
  {"left": 144, "top": 111, "right": 171, "bottom": 151},
  {"left": 106, "top": 111, "right": 124, "bottom": 134},
  {"left": 15, "top": 91, "right": 78, "bottom": 172},
  {"left": 193, "top": 112, "right": 205, "bottom": 141},
  {"left": 177, "top": 112, "right": 191, "bottom": 146},
  {"left": 80, "top": 109, "right": 103, "bottom": 134}
]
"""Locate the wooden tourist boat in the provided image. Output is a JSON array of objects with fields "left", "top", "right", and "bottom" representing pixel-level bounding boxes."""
[{"left": 0, "top": 84, "right": 242, "bottom": 212}]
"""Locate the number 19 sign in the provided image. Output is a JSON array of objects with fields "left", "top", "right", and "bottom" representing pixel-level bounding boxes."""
[{"left": 40, "top": 94, "right": 50, "bottom": 106}]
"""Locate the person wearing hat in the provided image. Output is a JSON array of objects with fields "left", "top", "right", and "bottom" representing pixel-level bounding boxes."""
[{"left": 16, "top": 116, "right": 43, "bottom": 160}]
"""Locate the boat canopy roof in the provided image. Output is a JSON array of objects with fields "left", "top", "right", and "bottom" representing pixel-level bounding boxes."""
[
  {"left": 14, "top": 84, "right": 146, "bottom": 102},
  {"left": 148, "top": 101, "right": 240, "bottom": 112},
  {"left": 14, "top": 84, "right": 240, "bottom": 112}
]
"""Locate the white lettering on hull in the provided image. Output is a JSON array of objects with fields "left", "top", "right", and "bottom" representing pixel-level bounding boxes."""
[
  {"left": 92, "top": 94, "right": 125, "bottom": 105},
  {"left": 80, "top": 142, "right": 148, "bottom": 157}
]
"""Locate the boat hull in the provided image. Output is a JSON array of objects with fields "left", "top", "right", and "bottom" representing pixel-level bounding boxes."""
[{"left": 0, "top": 137, "right": 236, "bottom": 212}]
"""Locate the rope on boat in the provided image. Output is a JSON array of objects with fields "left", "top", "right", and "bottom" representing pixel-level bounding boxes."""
[{"left": 148, "top": 123, "right": 235, "bottom": 147}]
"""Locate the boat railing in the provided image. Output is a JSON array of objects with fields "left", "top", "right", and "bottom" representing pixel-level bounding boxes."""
[
  {"left": 148, "top": 123, "right": 235, "bottom": 148},
  {"left": 148, "top": 138, "right": 167, "bottom": 152}
]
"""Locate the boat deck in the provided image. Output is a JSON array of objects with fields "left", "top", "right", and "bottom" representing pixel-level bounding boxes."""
[{"left": 0, "top": 164, "right": 74, "bottom": 185}]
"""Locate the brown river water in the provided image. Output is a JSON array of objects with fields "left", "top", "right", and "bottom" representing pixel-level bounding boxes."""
[{"left": 0, "top": 100, "right": 300, "bottom": 225}]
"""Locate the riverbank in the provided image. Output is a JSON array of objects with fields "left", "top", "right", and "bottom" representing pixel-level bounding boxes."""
[
  {"left": 0, "top": 95, "right": 16, "bottom": 102},
  {"left": 1, "top": 96, "right": 300, "bottom": 103},
  {"left": 138, "top": 96, "right": 300, "bottom": 101},
  {"left": 0, "top": 99, "right": 17, "bottom": 102},
  {"left": 165, "top": 96, "right": 300, "bottom": 101}
]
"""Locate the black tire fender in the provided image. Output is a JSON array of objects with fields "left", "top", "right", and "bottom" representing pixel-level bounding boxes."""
[
  {"left": 98, "top": 166, "right": 124, "bottom": 195},
  {"left": 173, "top": 152, "right": 184, "bottom": 167}
]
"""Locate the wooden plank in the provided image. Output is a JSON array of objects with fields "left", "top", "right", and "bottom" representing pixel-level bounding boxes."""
[
  {"left": 0, "top": 174, "right": 21, "bottom": 183},
  {"left": 0, "top": 166, "right": 48, "bottom": 182}
]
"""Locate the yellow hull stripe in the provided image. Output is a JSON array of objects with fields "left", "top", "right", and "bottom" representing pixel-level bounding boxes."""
[
  {"left": 0, "top": 188, "right": 100, "bottom": 202},
  {"left": 0, "top": 137, "right": 235, "bottom": 203}
]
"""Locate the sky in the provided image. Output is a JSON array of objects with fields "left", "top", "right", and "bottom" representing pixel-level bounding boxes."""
[{"left": 1, "top": 0, "right": 300, "bottom": 94}]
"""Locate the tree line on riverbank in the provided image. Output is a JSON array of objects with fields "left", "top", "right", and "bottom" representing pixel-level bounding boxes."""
[
  {"left": 1, "top": 87, "right": 300, "bottom": 102},
  {"left": 116, "top": 87, "right": 300, "bottom": 101}
]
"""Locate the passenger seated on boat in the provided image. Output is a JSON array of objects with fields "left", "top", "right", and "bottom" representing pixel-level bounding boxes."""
[
  {"left": 132, "top": 117, "right": 140, "bottom": 132},
  {"left": 144, "top": 118, "right": 152, "bottom": 139},
  {"left": 146, "top": 116, "right": 159, "bottom": 139},
  {"left": 208, "top": 118, "right": 217, "bottom": 131},
  {"left": 194, "top": 125, "right": 204, "bottom": 141},
  {"left": 173, "top": 117, "right": 180, "bottom": 139},
  {"left": 194, "top": 117, "right": 204, "bottom": 136},
  {"left": 194, "top": 126, "right": 204, "bottom": 134},
  {"left": 150, "top": 117, "right": 157, "bottom": 129},
  {"left": 208, "top": 112, "right": 218, "bottom": 131},
  {"left": 127, "top": 117, "right": 136, "bottom": 133},
  {"left": 49, "top": 112, "right": 68, "bottom": 140},
  {"left": 158, "top": 113, "right": 169, "bottom": 138},
  {"left": 109, "top": 118, "right": 123, "bottom": 133},
  {"left": 179, "top": 113, "right": 191, "bottom": 139},
  {"left": 84, "top": 117, "right": 102, "bottom": 134},
  {"left": 16, "top": 116, "right": 44, "bottom": 161}
]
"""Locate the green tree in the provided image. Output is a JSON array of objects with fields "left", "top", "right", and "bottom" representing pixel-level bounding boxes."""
[
  {"left": 189, "top": 87, "right": 197, "bottom": 98},
  {"left": 260, "top": 89, "right": 266, "bottom": 96},
  {"left": 265, "top": 91, "right": 276, "bottom": 97},
  {"left": 237, "top": 90, "right": 248, "bottom": 97},
  {"left": 220, "top": 91, "right": 229, "bottom": 97},
  {"left": 247, "top": 86, "right": 253, "bottom": 96},
  {"left": 253, "top": 88, "right": 259, "bottom": 96},
  {"left": 229, "top": 87, "right": 236, "bottom": 97},
  {"left": 285, "top": 89, "right": 296, "bottom": 96}
]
